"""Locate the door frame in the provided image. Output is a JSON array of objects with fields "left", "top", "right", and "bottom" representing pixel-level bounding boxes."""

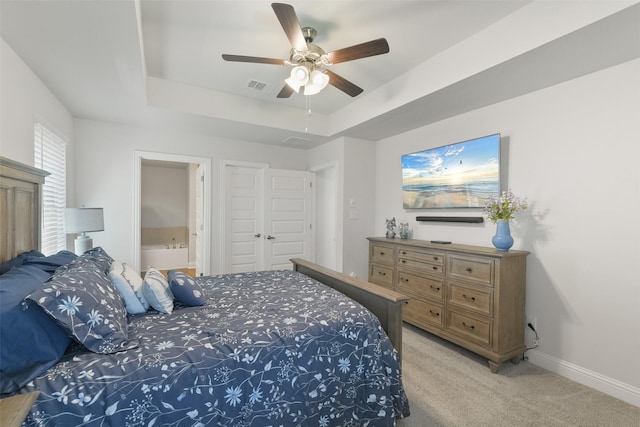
[
  {"left": 310, "top": 161, "right": 341, "bottom": 271},
  {"left": 133, "top": 151, "right": 212, "bottom": 275}
]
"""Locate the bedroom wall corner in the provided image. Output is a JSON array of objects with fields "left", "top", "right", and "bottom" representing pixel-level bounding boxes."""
[
  {"left": 308, "top": 137, "right": 376, "bottom": 279},
  {"left": 1, "top": 37, "right": 76, "bottom": 244}
]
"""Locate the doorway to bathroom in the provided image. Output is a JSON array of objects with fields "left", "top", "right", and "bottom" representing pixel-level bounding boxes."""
[{"left": 134, "top": 151, "right": 211, "bottom": 276}]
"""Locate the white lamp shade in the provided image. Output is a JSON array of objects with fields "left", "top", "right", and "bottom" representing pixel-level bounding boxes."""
[
  {"left": 285, "top": 65, "right": 309, "bottom": 92},
  {"left": 303, "top": 70, "right": 330, "bottom": 95},
  {"left": 65, "top": 208, "right": 104, "bottom": 234}
]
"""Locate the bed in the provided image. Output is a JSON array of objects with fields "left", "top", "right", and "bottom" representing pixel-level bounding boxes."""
[{"left": 0, "top": 157, "right": 410, "bottom": 426}]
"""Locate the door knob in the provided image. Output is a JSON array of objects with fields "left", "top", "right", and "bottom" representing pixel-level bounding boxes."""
[
  {"left": 266, "top": 235, "right": 276, "bottom": 240},
  {"left": 254, "top": 233, "right": 261, "bottom": 238}
]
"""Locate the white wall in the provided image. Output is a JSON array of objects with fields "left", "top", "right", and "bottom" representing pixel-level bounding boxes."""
[
  {"left": 0, "top": 38, "right": 75, "bottom": 203},
  {"left": 375, "top": 58, "right": 640, "bottom": 406},
  {"left": 73, "top": 119, "right": 309, "bottom": 274},
  {"left": 141, "top": 164, "right": 188, "bottom": 228},
  {"left": 308, "top": 137, "right": 377, "bottom": 279}
]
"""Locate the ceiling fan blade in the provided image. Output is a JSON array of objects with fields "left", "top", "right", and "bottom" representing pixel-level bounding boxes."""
[
  {"left": 277, "top": 85, "right": 295, "bottom": 98},
  {"left": 271, "top": 3, "right": 307, "bottom": 52},
  {"left": 222, "top": 54, "right": 285, "bottom": 65},
  {"left": 325, "top": 70, "right": 363, "bottom": 97},
  {"left": 325, "top": 38, "right": 390, "bottom": 64}
]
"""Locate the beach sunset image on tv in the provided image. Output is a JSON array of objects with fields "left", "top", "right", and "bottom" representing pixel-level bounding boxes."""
[{"left": 402, "top": 134, "right": 501, "bottom": 209}]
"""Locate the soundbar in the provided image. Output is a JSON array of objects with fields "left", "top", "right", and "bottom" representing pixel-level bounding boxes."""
[{"left": 416, "top": 216, "right": 484, "bottom": 223}]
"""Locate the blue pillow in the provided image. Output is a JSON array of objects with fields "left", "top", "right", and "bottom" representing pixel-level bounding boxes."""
[
  {"left": 22, "top": 250, "right": 77, "bottom": 273},
  {"left": 28, "top": 258, "right": 137, "bottom": 354},
  {"left": 168, "top": 270, "right": 206, "bottom": 306},
  {"left": 0, "top": 265, "right": 71, "bottom": 394},
  {"left": 0, "top": 250, "right": 44, "bottom": 275},
  {"left": 56, "top": 247, "right": 113, "bottom": 275}
]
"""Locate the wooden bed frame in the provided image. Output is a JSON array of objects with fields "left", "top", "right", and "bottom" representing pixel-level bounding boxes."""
[{"left": 0, "top": 157, "right": 409, "bottom": 359}]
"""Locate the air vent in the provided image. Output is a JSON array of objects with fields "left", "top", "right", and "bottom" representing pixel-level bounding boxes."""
[
  {"left": 282, "top": 136, "right": 312, "bottom": 145},
  {"left": 247, "top": 79, "right": 275, "bottom": 93}
]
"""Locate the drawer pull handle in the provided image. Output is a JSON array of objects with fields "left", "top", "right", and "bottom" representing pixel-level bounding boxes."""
[
  {"left": 463, "top": 294, "right": 476, "bottom": 302},
  {"left": 401, "top": 260, "right": 406, "bottom": 263},
  {"left": 379, "top": 251, "right": 385, "bottom": 256},
  {"left": 429, "top": 285, "right": 441, "bottom": 291},
  {"left": 432, "top": 266, "right": 438, "bottom": 271},
  {"left": 378, "top": 272, "right": 386, "bottom": 276},
  {"left": 433, "top": 256, "right": 439, "bottom": 261},
  {"left": 401, "top": 277, "right": 409, "bottom": 282},
  {"left": 465, "top": 267, "right": 472, "bottom": 273},
  {"left": 429, "top": 310, "right": 440, "bottom": 317},
  {"left": 462, "top": 322, "right": 475, "bottom": 330}
]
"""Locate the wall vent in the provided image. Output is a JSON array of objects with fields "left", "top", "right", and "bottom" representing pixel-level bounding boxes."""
[
  {"left": 282, "top": 136, "right": 312, "bottom": 145},
  {"left": 247, "top": 79, "right": 275, "bottom": 93}
]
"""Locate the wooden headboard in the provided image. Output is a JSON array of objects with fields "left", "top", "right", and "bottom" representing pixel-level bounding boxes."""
[{"left": 0, "top": 156, "right": 49, "bottom": 263}]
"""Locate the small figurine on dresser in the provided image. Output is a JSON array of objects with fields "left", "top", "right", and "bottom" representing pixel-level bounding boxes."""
[
  {"left": 385, "top": 217, "right": 396, "bottom": 238},
  {"left": 399, "top": 222, "right": 410, "bottom": 239}
]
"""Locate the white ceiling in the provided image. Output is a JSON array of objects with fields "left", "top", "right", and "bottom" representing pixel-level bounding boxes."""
[{"left": 2, "top": 1, "right": 639, "bottom": 148}]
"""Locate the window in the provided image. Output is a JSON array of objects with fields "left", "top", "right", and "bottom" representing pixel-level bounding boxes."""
[{"left": 34, "top": 121, "right": 67, "bottom": 255}]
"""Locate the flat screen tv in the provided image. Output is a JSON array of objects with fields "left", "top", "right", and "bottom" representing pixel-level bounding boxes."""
[{"left": 402, "top": 133, "right": 501, "bottom": 209}]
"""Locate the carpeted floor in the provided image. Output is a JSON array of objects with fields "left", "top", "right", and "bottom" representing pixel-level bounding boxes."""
[{"left": 396, "top": 324, "right": 640, "bottom": 426}]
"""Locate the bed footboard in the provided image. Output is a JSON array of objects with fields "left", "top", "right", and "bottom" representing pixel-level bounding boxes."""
[{"left": 290, "top": 258, "right": 409, "bottom": 361}]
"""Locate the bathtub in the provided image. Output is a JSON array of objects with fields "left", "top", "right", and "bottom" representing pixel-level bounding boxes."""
[{"left": 141, "top": 245, "right": 189, "bottom": 270}]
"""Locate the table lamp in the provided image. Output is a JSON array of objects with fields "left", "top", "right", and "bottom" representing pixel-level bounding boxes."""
[{"left": 64, "top": 208, "right": 104, "bottom": 255}]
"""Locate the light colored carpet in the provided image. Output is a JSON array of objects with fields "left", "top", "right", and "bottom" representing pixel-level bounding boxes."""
[{"left": 396, "top": 324, "right": 640, "bottom": 427}]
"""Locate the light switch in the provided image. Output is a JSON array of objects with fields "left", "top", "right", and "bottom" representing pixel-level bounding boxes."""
[
  {"left": 349, "top": 198, "right": 356, "bottom": 208},
  {"left": 349, "top": 209, "right": 358, "bottom": 220}
]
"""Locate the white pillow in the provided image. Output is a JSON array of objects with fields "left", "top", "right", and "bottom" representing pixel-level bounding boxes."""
[
  {"left": 108, "top": 261, "right": 149, "bottom": 314},
  {"left": 142, "top": 268, "right": 174, "bottom": 314}
]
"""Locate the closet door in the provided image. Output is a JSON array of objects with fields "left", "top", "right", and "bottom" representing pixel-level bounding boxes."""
[
  {"left": 223, "top": 165, "right": 313, "bottom": 273},
  {"left": 263, "top": 169, "right": 314, "bottom": 270}
]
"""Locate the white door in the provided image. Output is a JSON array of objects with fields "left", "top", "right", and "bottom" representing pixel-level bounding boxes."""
[
  {"left": 223, "top": 165, "right": 313, "bottom": 273},
  {"left": 195, "top": 165, "right": 204, "bottom": 276},
  {"left": 263, "top": 169, "right": 314, "bottom": 270},
  {"left": 224, "top": 165, "right": 264, "bottom": 273}
]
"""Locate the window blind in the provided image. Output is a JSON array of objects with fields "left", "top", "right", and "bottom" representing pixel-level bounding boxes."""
[{"left": 34, "top": 122, "right": 67, "bottom": 255}]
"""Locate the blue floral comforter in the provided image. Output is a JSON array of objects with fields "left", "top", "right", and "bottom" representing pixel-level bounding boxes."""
[{"left": 22, "top": 270, "right": 410, "bottom": 426}]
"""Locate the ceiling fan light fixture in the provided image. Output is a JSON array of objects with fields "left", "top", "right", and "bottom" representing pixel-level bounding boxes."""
[
  {"left": 303, "top": 70, "right": 329, "bottom": 95},
  {"left": 285, "top": 65, "right": 309, "bottom": 92}
]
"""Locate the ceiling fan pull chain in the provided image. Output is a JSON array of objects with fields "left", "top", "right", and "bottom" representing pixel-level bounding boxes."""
[{"left": 305, "top": 95, "right": 311, "bottom": 133}]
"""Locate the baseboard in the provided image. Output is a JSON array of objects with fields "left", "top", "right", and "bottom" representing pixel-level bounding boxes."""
[{"left": 527, "top": 349, "right": 640, "bottom": 408}]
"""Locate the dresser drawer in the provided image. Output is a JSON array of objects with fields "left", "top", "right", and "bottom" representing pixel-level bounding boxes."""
[
  {"left": 369, "top": 264, "right": 393, "bottom": 288},
  {"left": 397, "top": 271, "right": 444, "bottom": 301},
  {"left": 371, "top": 244, "right": 395, "bottom": 264},
  {"left": 448, "top": 283, "right": 493, "bottom": 316},
  {"left": 404, "top": 298, "right": 444, "bottom": 328},
  {"left": 398, "top": 257, "right": 444, "bottom": 275},
  {"left": 448, "top": 254, "right": 494, "bottom": 286},
  {"left": 397, "top": 248, "right": 444, "bottom": 265},
  {"left": 447, "top": 310, "right": 491, "bottom": 346}
]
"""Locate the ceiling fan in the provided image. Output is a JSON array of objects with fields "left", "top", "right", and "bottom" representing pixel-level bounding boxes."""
[{"left": 222, "top": 3, "right": 390, "bottom": 98}]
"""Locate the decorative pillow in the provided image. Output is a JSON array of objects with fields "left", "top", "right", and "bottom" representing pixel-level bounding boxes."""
[
  {"left": 0, "top": 265, "right": 71, "bottom": 394},
  {"left": 168, "top": 270, "right": 206, "bottom": 306},
  {"left": 0, "top": 249, "right": 44, "bottom": 275},
  {"left": 22, "top": 250, "right": 77, "bottom": 273},
  {"left": 77, "top": 246, "right": 114, "bottom": 274},
  {"left": 27, "top": 259, "right": 137, "bottom": 354},
  {"left": 142, "top": 268, "right": 174, "bottom": 314},
  {"left": 109, "top": 261, "right": 149, "bottom": 314}
]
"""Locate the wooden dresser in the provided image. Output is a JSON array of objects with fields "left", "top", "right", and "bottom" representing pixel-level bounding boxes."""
[{"left": 368, "top": 237, "right": 529, "bottom": 373}]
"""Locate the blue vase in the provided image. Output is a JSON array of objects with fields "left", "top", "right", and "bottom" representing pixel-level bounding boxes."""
[{"left": 492, "top": 219, "right": 514, "bottom": 252}]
